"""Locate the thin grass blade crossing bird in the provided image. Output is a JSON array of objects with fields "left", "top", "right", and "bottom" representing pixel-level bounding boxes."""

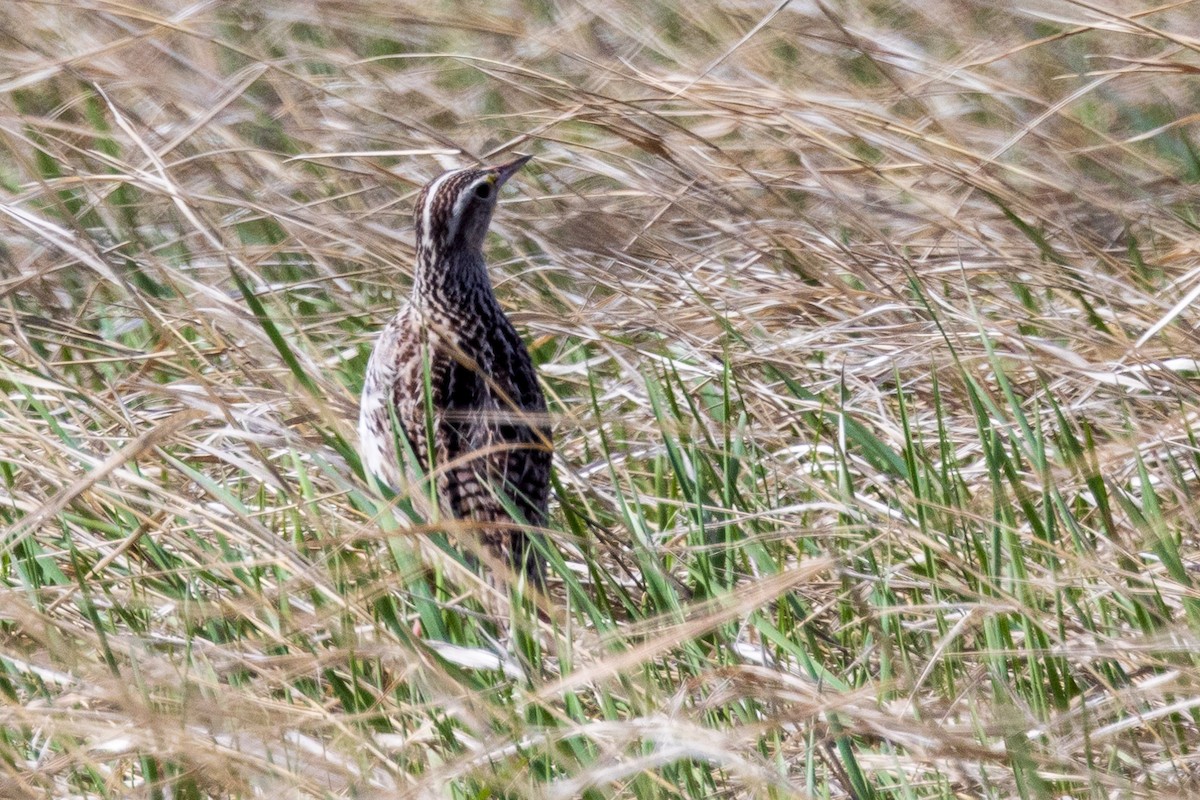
[{"left": 359, "top": 155, "right": 551, "bottom": 587}]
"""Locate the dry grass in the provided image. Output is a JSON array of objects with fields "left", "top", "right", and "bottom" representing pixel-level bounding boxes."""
[{"left": 2, "top": 1, "right": 1200, "bottom": 797}]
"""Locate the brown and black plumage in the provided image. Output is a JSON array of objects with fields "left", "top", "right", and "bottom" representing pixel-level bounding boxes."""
[{"left": 359, "top": 155, "right": 551, "bottom": 586}]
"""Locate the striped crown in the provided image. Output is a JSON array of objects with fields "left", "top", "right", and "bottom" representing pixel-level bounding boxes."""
[{"left": 414, "top": 155, "right": 532, "bottom": 260}]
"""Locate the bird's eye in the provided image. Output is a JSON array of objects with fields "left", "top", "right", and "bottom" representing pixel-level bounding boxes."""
[{"left": 474, "top": 182, "right": 492, "bottom": 199}]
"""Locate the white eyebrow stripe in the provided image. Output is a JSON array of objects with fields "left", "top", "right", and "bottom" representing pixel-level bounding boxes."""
[
  {"left": 420, "top": 170, "right": 455, "bottom": 239},
  {"left": 448, "top": 177, "right": 488, "bottom": 239}
]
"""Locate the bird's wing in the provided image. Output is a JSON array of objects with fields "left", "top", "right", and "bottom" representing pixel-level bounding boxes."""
[
  {"left": 485, "top": 325, "right": 552, "bottom": 528},
  {"left": 435, "top": 352, "right": 492, "bottom": 519},
  {"left": 437, "top": 343, "right": 549, "bottom": 517},
  {"left": 414, "top": 323, "right": 550, "bottom": 583}
]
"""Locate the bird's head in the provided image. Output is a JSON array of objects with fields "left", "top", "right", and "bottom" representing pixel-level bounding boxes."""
[{"left": 414, "top": 154, "right": 531, "bottom": 257}]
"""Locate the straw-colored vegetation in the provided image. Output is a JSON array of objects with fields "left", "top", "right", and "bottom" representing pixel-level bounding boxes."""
[{"left": 2, "top": 1, "right": 1200, "bottom": 797}]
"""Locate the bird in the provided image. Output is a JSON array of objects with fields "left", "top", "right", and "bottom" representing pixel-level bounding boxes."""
[{"left": 358, "top": 155, "right": 551, "bottom": 589}]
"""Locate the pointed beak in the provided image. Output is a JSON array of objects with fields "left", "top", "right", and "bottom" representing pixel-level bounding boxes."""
[{"left": 492, "top": 154, "right": 532, "bottom": 187}]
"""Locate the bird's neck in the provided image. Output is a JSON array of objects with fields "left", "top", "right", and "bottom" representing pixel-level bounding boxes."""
[{"left": 412, "top": 246, "right": 501, "bottom": 320}]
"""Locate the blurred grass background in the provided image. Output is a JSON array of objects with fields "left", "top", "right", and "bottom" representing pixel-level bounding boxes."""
[{"left": 2, "top": 0, "right": 1200, "bottom": 797}]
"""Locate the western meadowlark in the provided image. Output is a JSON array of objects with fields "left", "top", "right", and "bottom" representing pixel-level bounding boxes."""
[{"left": 359, "top": 155, "right": 551, "bottom": 586}]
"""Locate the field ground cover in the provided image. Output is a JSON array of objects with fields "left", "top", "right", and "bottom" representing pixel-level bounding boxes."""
[{"left": 2, "top": 1, "right": 1200, "bottom": 797}]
